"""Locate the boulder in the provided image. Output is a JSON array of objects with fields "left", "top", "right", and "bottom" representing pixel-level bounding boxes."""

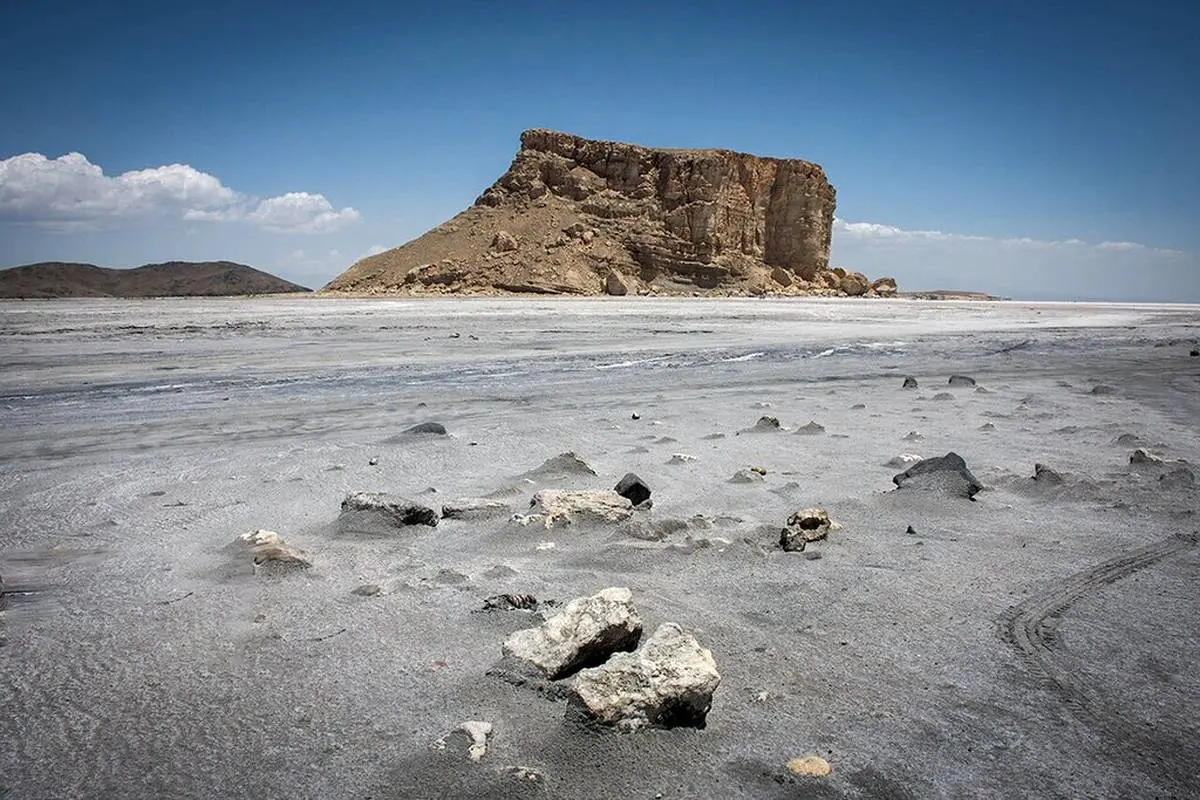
[
  {"left": 871, "top": 277, "right": 897, "bottom": 296},
  {"left": 490, "top": 230, "right": 519, "bottom": 252},
  {"left": 341, "top": 491, "right": 440, "bottom": 527},
  {"left": 614, "top": 473, "right": 651, "bottom": 506},
  {"left": 770, "top": 267, "right": 793, "bottom": 287},
  {"left": 892, "top": 452, "right": 983, "bottom": 499},
  {"left": 605, "top": 270, "right": 630, "bottom": 296},
  {"left": 502, "top": 587, "right": 642, "bottom": 679},
  {"left": 780, "top": 507, "right": 831, "bottom": 551},
  {"left": 441, "top": 498, "right": 513, "bottom": 519},
  {"left": 839, "top": 271, "right": 869, "bottom": 296},
  {"left": 570, "top": 622, "right": 721, "bottom": 730},
  {"left": 1191, "top": 349, "right": 1199, "bottom": 357},
  {"left": 528, "top": 489, "right": 633, "bottom": 527},
  {"left": 752, "top": 415, "right": 781, "bottom": 431},
  {"left": 902, "top": 376, "right": 919, "bottom": 389},
  {"left": 232, "top": 529, "right": 312, "bottom": 572},
  {"left": 948, "top": 375, "right": 976, "bottom": 387}
]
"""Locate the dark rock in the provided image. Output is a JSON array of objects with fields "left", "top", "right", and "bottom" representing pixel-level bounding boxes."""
[
  {"left": 614, "top": 473, "right": 652, "bottom": 506},
  {"left": 902, "top": 376, "right": 919, "bottom": 389},
  {"left": 948, "top": 375, "right": 976, "bottom": 387},
  {"left": 752, "top": 415, "right": 781, "bottom": 431},
  {"left": 404, "top": 421, "right": 448, "bottom": 435},
  {"left": 1190, "top": 349, "right": 1199, "bottom": 357},
  {"left": 1091, "top": 384, "right": 1116, "bottom": 395},
  {"left": 631, "top": 412, "right": 641, "bottom": 420},
  {"left": 933, "top": 392, "right": 954, "bottom": 401},
  {"left": 483, "top": 593, "right": 538, "bottom": 611},
  {"left": 1130, "top": 448, "right": 1163, "bottom": 465},
  {"left": 352, "top": 583, "right": 382, "bottom": 596},
  {"left": 340, "top": 491, "right": 440, "bottom": 526},
  {"left": 905, "top": 525, "right": 917, "bottom": 535},
  {"left": 892, "top": 452, "right": 983, "bottom": 499}
]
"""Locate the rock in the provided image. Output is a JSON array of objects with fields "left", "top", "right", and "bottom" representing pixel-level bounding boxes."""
[
  {"left": 871, "top": 277, "right": 898, "bottom": 296},
  {"left": 1130, "top": 448, "right": 1163, "bottom": 465},
  {"left": 483, "top": 593, "right": 538, "bottom": 611},
  {"left": 570, "top": 622, "right": 720, "bottom": 730},
  {"left": 850, "top": 403, "right": 866, "bottom": 410},
  {"left": 902, "top": 376, "right": 919, "bottom": 389},
  {"left": 368, "top": 457, "right": 380, "bottom": 466},
  {"left": 1091, "top": 384, "right": 1116, "bottom": 395},
  {"left": 786, "top": 756, "right": 831, "bottom": 777},
  {"left": 442, "top": 498, "right": 513, "bottom": 519},
  {"left": 1033, "top": 463, "right": 1065, "bottom": 484},
  {"left": 403, "top": 421, "right": 448, "bottom": 435},
  {"left": 839, "top": 271, "right": 869, "bottom": 296},
  {"left": 232, "top": 529, "right": 312, "bottom": 572},
  {"left": 505, "top": 766, "right": 544, "bottom": 784},
  {"left": 729, "top": 469, "right": 764, "bottom": 484},
  {"left": 630, "top": 412, "right": 641, "bottom": 420},
  {"left": 322, "top": 129, "right": 882, "bottom": 297},
  {"left": 432, "top": 720, "right": 493, "bottom": 762},
  {"left": 528, "top": 490, "right": 633, "bottom": 527},
  {"left": 613, "top": 473, "right": 651, "bottom": 506},
  {"left": 979, "top": 423, "right": 996, "bottom": 431},
  {"left": 752, "top": 415, "right": 781, "bottom": 431},
  {"left": 341, "top": 492, "right": 440, "bottom": 527},
  {"left": 502, "top": 587, "right": 642, "bottom": 679},
  {"left": 933, "top": 392, "right": 954, "bottom": 401},
  {"left": 668, "top": 453, "right": 697, "bottom": 464},
  {"left": 795, "top": 421, "right": 825, "bottom": 435},
  {"left": 604, "top": 270, "right": 630, "bottom": 296},
  {"left": 491, "top": 230, "right": 519, "bottom": 252},
  {"left": 885, "top": 453, "right": 924, "bottom": 468},
  {"left": 892, "top": 452, "right": 983, "bottom": 499},
  {"left": 352, "top": 583, "right": 382, "bottom": 596},
  {"left": 906, "top": 525, "right": 917, "bottom": 535},
  {"left": 903, "top": 431, "right": 924, "bottom": 441},
  {"left": 780, "top": 508, "right": 831, "bottom": 551},
  {"left": 948, "top": 375, "right": 976, "bottom": 387},
  {"left": 1191, "top": 349, "right": 1199, "bottom": 357}
]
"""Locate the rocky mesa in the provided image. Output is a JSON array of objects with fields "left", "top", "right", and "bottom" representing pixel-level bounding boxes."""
[{"left": 324, "top": 129, "right": 894, "bottom": 297}]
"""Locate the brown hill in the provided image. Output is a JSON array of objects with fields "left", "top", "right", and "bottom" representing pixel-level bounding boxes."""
[
  {"left": 0, "top": 261, "right": 310, "bottom": 299},
  {"left": 324, "top": 129, "right": 895, "bottom": 297}
]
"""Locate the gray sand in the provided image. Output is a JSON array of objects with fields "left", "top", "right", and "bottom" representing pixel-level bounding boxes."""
[{"left": 1, "top": 297, "right": 1198, "bottom": 799}]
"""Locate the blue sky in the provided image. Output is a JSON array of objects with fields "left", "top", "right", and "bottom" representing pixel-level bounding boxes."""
[{"left": 1, "top": 0, "right": 1197, "bottom": 300}]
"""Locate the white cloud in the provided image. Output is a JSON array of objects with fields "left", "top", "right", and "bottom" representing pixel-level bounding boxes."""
[
  {"left": 833, "top": 217, "right": 1183, "bottom": 258},
  {"left": 357, "top": 243, "right": 389, "bottom": 260},
  {"left": 0, "top": 151, "right": 359, "bottom": 234}
]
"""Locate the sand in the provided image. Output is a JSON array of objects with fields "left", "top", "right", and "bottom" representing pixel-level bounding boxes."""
[{"left": 1, "top": 296, "right": 1197, "bottom": 799}]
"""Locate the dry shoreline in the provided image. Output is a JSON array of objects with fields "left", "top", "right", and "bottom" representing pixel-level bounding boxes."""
[{"left": 1, "top": 298, "right": 1197, "bottom": 799}]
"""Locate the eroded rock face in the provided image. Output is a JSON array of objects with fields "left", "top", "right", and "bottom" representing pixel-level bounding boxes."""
[
  {"left": 502, "top": 587, "right": 642, "bottom": 679},
  {"left": 325, "top": 130, "right": 893, "bottom": 297},
  {"left": 340, "top": 492, "right": 440, "bottom": 527},
  {"left": 570, "top": 622, "right": 721, "bottom": 730}
]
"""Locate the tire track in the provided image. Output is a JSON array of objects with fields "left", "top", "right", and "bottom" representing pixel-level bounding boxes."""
[{"left": 998, "top": 531, "right": 1199, "bottom": 791}]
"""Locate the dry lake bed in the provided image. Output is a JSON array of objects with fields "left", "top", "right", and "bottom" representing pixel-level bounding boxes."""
[{"left": 1, "top": 296, "right": 1198, "bottom": 799}]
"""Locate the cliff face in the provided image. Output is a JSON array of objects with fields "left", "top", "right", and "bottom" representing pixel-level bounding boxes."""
[{"left": 326, "top": 130, "right": 891, "bottom": 296}]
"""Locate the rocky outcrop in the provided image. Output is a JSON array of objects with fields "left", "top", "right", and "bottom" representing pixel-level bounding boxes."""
[{"left": 324, "top": 130, "right": 893, "bottom": 297}]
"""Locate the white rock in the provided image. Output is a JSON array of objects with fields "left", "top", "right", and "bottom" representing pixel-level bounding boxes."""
[
  {"left": 570, "top": 622, "right": 721, "bottom": 730},
  {"left": 232, "top": 530, "right": 312, "bottom": 571},
  {"left": 528, "top": 490, "right": 633, "bottom": 528},
  {"left": 432, "top": 720, "right": 493, "bottom": 762},
  {"left": 502, "top": 587, "right": 642, "bottom": 679},
  {"left": 885, "top": 453, "right": 924, "bottom": 468},
  {"left": 668, "top": 453, "right": 698, "bottom": 464}
]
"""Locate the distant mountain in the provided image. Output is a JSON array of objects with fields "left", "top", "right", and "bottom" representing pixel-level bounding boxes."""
[{"left": 0, "top": 261, "right": 310, "bottom": 299}]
